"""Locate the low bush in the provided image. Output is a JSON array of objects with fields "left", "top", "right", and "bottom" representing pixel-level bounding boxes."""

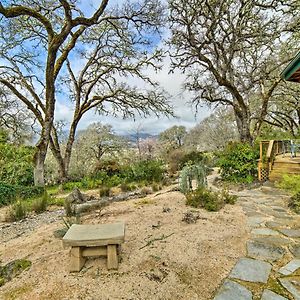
[
  {"left": 185, "top": 187, "right": 236, "bottom": 212},
  {"left": 120, "top": 160, "right": 166, "bottom": 183},
  {"left": 217, "top": 142, "right": 259, "bottom": 183},
  {"left": 0, "top": 183, "right": 44, "bottom": 206},
  {"left": 178, "top": 151, "right": 206, "bottom": 169}
]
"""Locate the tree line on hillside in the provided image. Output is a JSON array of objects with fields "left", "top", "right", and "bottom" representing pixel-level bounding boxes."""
[{"left": 0, "top": 0, "right": 300, "bottom": 186}]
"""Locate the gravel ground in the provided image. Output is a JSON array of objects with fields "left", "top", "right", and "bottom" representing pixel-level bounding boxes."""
[{"left": 0, "top": 186, "right": 248, "bottom": 300}]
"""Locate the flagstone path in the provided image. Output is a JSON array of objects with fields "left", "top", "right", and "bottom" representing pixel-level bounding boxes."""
[{"left": 213, "top": 185, "right": 300, "bottom": 300}]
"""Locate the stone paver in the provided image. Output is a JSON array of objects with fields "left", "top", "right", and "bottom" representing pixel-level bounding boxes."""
[
  {"left": 279, "top": 278, "right": 300, "bottom": 300},
  {"left": 266, "top": 221, "right": 287, "bottom": 230},
  {"left": 229, "top": 257, "right": 272, "bottom": 283},
  {"left": 251, "top": 228, "right": 280, "bottom": 236},
  {"left": 261, "top": 289, "right": 288, "bottom": 300},
  {"left": 253, "top": 236, "right": 291, "bottom": 246},
  {"left": 209, "top": 174, "right": 300, "bottom": 300},
  {"left": 247, "top": 241, "right": 285, "bottom": 262},
  {"left": 213, "top": 279, "right": 252, "bottom": 300},
  {"left": 279, "top": 229, "right": 300, "bottom": 238},
  {"left": 278, "top": 259, "right": 300, "bottom": 275},
  {"left": 247, "top": 216, "right": 268, "bottom": 228},
  {"left": 290, "top": 244, "right": 300, "bottom": 258}
]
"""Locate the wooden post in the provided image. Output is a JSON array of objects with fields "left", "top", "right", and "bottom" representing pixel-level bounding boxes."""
[
  {"left": 69, "top": 247, "right": 86, "bottom": 272},
  {"left": 260, "top": 141, "right": 263, "bottom": 161},
  {"left": 107, "top": 245, "right": 118, "bottom": 270}
]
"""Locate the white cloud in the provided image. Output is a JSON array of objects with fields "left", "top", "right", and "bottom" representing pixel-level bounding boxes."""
[{"left": 54, "top": 55, "right": 211, "bottom": 135}]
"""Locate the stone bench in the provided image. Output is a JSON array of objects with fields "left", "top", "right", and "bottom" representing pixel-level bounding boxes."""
[{"left": 62, "top": 222, "right": 125, "bottom": 272}]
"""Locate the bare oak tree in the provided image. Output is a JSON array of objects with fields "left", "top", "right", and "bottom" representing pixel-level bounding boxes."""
[
  {"left": 168, "top": 0, "right": 299, "bottom": 143},
  {"left": 0, "top": 0, "right": 172, "bottom": 185},
  {"left": 265, "top": 82, "right": 300, "bottom": 137}
]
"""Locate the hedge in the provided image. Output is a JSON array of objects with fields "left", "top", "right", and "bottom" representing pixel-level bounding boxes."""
[{"left": 0, "top": 183, "right": 44, "bottom": 206}]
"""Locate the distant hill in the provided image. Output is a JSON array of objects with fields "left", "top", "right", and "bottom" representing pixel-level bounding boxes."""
[{"left": 122, "top": 133, "right": 159, "bottom": 143}]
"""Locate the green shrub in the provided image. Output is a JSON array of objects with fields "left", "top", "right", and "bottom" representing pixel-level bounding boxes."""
[
  {"left": 31, "top": 192, "right": 48, "bottom": 213},
  {"left": 121, "top": 159, "right": 166, "bottom": 183},
  {"left": 185, "top": 187, "right": 236, "bottom": 212},
  {"left": 6, "top": 200, "right": 27, "bottom": 221},
  {"left": 289, "top": 192, "right": 300, "bottom": 214},
  {"left": 0, "top": 143, "right": 34, "bottom": 186},
  {"left": 0, "top": 183, "right": 44, "bottom": 206},
  {"left": 219, "top": 189, "right": 238, "bottom": 205},
  {"left": 217, "top": 142, "right": 259, "bottom": 183},
  {"left": 186, "top": 187, "right": 221, "bottom": 211},
  {"left": 178, "top": 151, "right": 205, "bottom": 169}
]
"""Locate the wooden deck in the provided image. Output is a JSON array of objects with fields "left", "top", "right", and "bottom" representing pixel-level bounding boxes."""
[
  {"left": 269, "top": 154, "right": 300, "bottom": 181},
  {"left": 258, "top": 140, "right": 300, "bottom": 182},
  {"left": 273, "top": 155, "right": 300, "bottom": 163}
]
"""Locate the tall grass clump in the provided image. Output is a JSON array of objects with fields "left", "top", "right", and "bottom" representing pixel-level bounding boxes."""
[{"left": 6, "top": 200, "right": 27, "bottom": 221}]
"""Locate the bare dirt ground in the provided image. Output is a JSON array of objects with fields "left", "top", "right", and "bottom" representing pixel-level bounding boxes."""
[{"left": 0, "top": 186, "right": 248, "bottom": 300}]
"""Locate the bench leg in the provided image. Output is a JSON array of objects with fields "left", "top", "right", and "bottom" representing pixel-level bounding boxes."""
[
  {"left": 107, "top": 245, "right": 118, "bottom": 270},
  {"left": 69, "top": 246, "right": 86, "bottom": 272}
]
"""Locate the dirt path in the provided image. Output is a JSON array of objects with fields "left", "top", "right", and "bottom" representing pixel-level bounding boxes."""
[{"left": 0, "top": 179, "right": 248, "bottom": 300}]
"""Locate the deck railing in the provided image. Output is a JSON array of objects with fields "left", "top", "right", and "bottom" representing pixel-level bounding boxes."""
[{"left": 258, "top": 139, "right": 290, "bottom": 181}]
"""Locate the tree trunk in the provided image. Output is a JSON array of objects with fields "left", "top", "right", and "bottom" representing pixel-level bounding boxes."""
[
  {"left": 235, "top": 112, "right": 253, "bottom": 144},
  {"left": 49, "top": 119, "right": 79, "bottom": 183},
  {"left": 33, "top": 148, "right": 47, "bottom": 186}
]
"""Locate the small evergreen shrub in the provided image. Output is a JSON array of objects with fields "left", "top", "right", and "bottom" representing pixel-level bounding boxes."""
[
  {"left": 185, "top": 187, "right": 236, "bottom": 212},
  {"left": 217, "top": 142, "right": 259, "bottom": 183},
  {"left": 289, "top": 192, "right": 300, "bottom": 214}
]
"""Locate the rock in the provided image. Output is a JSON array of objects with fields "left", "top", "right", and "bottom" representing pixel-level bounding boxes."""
[
  {"left": 213, "top": 279, "right": 252, "bottom": 300},
  {"left": 251, "top": 228, "right": 280, "bottom": 236},
  {"left": 65, "top": 188, "right": 94, "bottom": 204},
  {"left": 229, "top": 257, "right": 272, "bottom": 283},
  {"left": 253, "top": 236, "right": 291, "bottom": 246},
  {"left": 290, "top": 244, "right": 300, "bottom": 258},
  {"left": 279, "top": 278, "right": 300, "bottom": 300},
  {"left": 279, "top": 229, "right": 300, "bottom": 238},
  {"left": 261, "top": 289, "right": 288, "bottom": 300},
  {"left": 247, "top": 216, "right": 268, "bottom": 228},
  {"left": 278, "top": 259, "right": 300, "bottom": 275},
  {"left": 247, "top": 240, "right": 285, "bottom": 262},
  {"left": 266, "top": 221, "right": 287, "bottom": 230}
]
